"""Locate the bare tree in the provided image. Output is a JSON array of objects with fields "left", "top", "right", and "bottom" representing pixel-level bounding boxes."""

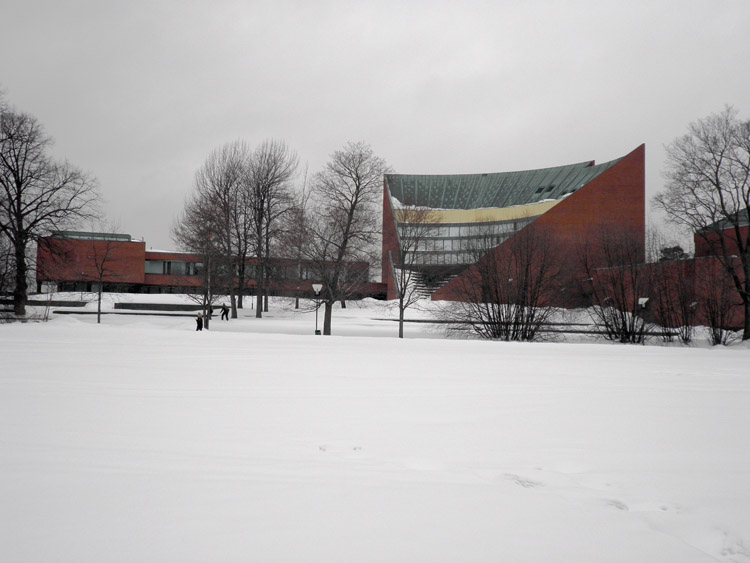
[
  {"left": 448, "top": 223, "right": 561, "bottom": 341},
  {"left": 173, "top": 139, "right": 297, "bottom": 320},
  {"left": 87, "top": 231, "right": 121, "bottom": 324},
  {"left": 578, "top": 226, "right": 650, "bottom": 344},
  {"left": 388, "top": 205, "right": 438, "bottom": 338},
  {"left": 279, "top": 166, "right": 312, "bottom": 309},
  {"left": 191, "top": 141, "right": 251, "bottom": 318},
  {"left": 697, "top": 258, "right": 738, "bottom": 345},
  {"left": 653, "top": 106, "right": 750, "bottom": 340},
  {"left": 172, "top": 193, "right": 231, "bottom": 329},
  {"left": 304, "top": 141, "right": 391, "bottom": 335},
  {"left": 0, "top": 108, "right": 99, "bottom": 316},
  {"left": 245, "top": 140, "right": 298, "bottom": 318}
]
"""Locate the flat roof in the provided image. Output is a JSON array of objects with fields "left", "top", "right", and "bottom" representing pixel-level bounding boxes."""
[{"left": 50, "top": 231, "right": 133, "bottom": 242}]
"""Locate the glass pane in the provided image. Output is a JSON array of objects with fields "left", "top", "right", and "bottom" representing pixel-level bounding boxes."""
[
  {"left": 171, "top": 262, "right": 187, "bottom": 275},
  {"left": 145, "top": 261, "right": 164, "bottom": 274}
]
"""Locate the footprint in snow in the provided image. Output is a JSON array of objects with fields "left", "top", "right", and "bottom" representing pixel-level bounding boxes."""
[
  {"left": 605, "top": 499, "right": 629, "bottom": 511},
  {"left": 505, "top": 473, "right": 544, "bottom": 489},
  {"left": 318, "top": 445, "right": 362, "bottom": 453}
]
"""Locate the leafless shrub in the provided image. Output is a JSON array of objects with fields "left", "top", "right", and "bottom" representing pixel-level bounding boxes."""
[
  {"left": 450, "top": 223, "right": 561, "bottom": 341},
  {"left": 577, "top": 226, "right": 649, "bottom": 344}
]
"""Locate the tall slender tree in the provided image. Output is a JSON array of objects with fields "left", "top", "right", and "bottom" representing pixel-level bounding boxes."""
[
  {"left": 389, "top": 205, "right": 438, "bottom": 338},
  {"left": 245, "top": 140, "right": 298, "bottom": 318},
  {"left": 84, "top": 224, "right": 124, "bottom": 325},
  {"left": 278, "top": 166, "right": 311, "bottom": 309}
]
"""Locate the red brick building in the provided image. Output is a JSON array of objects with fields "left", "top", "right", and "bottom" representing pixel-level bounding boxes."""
[
  {"left": 382, "top": 145, "right": 645, "bottom": 302},
  {"left": 693, "top": 210, "right": 750, "bottom": 259},
  {"left": 36, "top": 231, "right": 385, "bottom": 298}
]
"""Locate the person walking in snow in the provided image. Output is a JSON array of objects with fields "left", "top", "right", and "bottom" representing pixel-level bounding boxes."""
[
  {"left": 220, "top": 303, "right": 229, "bottom": 321},
  {"left": 196, "top": 312, "right": 203, "bottom": 331}
]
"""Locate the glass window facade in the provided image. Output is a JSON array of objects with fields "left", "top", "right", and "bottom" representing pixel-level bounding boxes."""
[
  {"left": 145, "top": 260, "right": 198, "bottom": 276},
  {"left": 397, "top": 217, "right": 533, "bottom": 266}
]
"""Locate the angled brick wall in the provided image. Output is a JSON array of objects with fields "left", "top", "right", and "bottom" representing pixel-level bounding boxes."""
[
  {"left": 532, "top": 144, "right": 645, "bottom": 262},
  {"left": 382, "top": 179, "right": 401, "bottom": 300}
]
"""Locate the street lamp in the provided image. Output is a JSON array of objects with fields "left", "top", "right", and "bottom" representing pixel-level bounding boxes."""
[{"left": 312, "top": 283, "right": 323, "bottom": 335}]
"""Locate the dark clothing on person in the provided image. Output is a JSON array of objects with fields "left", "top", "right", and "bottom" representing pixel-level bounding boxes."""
[
  {"left": 221, "top": 304, "right": 229, "bottom": 321},
  {"left": 196, "top": 314, "right": 203, "bottom": 331}
]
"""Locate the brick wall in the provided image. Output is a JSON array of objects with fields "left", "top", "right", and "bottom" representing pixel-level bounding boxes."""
[{"left": 37, "top": 237, "right": 146, "bottom": 284}]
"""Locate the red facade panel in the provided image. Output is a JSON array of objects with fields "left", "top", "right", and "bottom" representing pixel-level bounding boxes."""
[
  {"left": 37, "top": 238, "right": 146, "bottom": 284},
  {"left": 533, "top": 144, "right": 645, "bottom": 260},
  {"left": 143, "top": 274, "right": 203, "bottom": 288},
  {"left": 381, "top": 181, "right": 401, "bottom": 300},
  {"left": 694, "top": 226, "right": 749, "bottom": 258}
]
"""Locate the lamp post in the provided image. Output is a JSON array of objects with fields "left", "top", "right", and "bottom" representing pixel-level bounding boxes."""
[{"left": 312, "top": 283, "right": 323, "bottom": 335}]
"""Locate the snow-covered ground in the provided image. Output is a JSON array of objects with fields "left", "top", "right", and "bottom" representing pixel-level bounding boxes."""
[{"left": 1, "top": 295, "right": 749, "bottom": 562}]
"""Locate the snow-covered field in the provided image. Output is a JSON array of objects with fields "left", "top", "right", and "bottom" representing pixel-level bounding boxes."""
[{"left": 1, "top": 295, "right": 749, "bottom": 562}]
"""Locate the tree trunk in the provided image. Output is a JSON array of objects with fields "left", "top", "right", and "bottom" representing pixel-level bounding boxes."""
[
  {"left": 255, "top": 292, "right": 262, "bottom": 318},
  {"left": 237, "top": 265, "right": 245, "bottom": 309},
  {"left": 97, "top": 286, "right": 102, "bottom": 324},
  {"left": 202, "top": 292, "right": 211, "bottom": 330},
  {"left": 13, "top": 241, "right": 27, "bottom": 317},
  {"left": 398, "top": 302, "right": 405, "bottom": 339},
  {"left": 255, "top": 265, "right": 263, "bottom": 318},
  {"left": 743, "top": 260, "right": 750, "bottom": 341},
  {"left": 323, "top": 300, "right": 333, "bottom": 335}
]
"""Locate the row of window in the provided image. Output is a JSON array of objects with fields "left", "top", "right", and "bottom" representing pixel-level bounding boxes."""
[
  {"left": 145, "top": 261, "right": 333, "bottom": 281},
  {"left": 410, "top": 251, "right": 477, "bottom": 265},
  {"left": 413, "top": 234, "right": 512, "bottom": 252},
  {"left": 145, "top": 261, "right": 202, "bottom": 276},
  {"left": 399, "top": 218, "right": 531, "bottom": 240}
]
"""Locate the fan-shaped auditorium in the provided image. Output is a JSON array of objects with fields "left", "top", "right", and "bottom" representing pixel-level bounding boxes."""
[{"left": 382, "top": 145, "right": 645, "bottom": 301}]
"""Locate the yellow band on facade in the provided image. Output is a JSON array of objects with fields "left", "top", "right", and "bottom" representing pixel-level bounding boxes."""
[{"left": 394, "top": 199, "right": 561, "bottom": 224}]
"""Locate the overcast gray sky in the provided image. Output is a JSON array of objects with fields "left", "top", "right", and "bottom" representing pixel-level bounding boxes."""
[{"left": 2, "top": 0, "right": 749, "bottom": 250}]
